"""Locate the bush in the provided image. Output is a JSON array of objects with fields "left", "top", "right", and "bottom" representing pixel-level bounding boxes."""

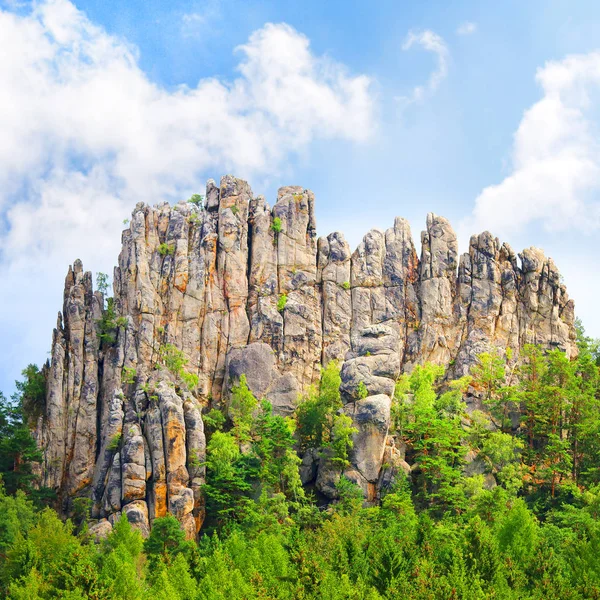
[
  {"left": 159, "top": 344, "right": 187, "bottom": 375},
  {"left": 357, "top": 381, "right": 368, "bottom": 399},
  {"left": 271, "top": 217, "right": 282, "bottom": 234},
  {"left": 342, "top": 281, "right": 351, "bottom": 290},
  {"left": 277, "top": 294, "right": 288, "bottom": 313},
  {"left": 158, "top": 243, "right": 174, "bottom": 256},
  {"left": 97, "top": 297, "right": 117, "bottom": 345},
  {"left": 181, "top": 370, "right": 199, "bottom": 391},
  {"left": 158, "top": 344, "right": 197, "bottom": 391},
  {"left": 122, "top": 367, "right": 137, "bottom": 385},
  {"left": 107, "top": 433, "right": 121, "bottom": 451},
  {"left": 203, "top": 408, "right": 226, "bottom": 432}
]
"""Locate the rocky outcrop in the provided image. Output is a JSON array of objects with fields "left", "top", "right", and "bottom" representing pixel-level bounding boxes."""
[
  {"left": 225, "top": 342, "right": 300, "bottom": 416},
  {"left": 40, "top": 260, "right": 102, "bottom": 495},
  {"left": 36, "top": 175, "right": 577, "bottom": 533}
]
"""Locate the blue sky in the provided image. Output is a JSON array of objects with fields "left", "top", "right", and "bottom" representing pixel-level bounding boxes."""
[{"left": 1, "top": 0, "right": 600, "bottom": 394}]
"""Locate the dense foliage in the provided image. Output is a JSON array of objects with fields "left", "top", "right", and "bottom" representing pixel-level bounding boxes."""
[{"left": 1, "top": 327, "right": 600, "bottom": 598}]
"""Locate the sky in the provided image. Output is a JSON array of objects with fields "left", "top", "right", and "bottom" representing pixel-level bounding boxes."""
[{"left": 1, "top": 0, "right": 600, "bottom": 394}]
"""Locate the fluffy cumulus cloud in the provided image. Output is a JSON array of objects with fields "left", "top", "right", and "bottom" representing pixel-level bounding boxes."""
[
  {"left": 469, "top": 52, "right": 600, "bottom": 236},
  {"left": 399, "top": 29, "right": 449, "bottom": 103},
  {"left": 0, "top": 0, "right": 375, "bottom": 390}
]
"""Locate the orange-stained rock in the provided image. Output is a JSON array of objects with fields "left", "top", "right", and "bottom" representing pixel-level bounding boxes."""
[{"left": 37, "top": 175, "right": 578, "bottom": 532}]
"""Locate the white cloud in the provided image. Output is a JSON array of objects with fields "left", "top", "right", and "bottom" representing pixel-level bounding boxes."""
[
  {"left": 181, "top": 0, "right": 222, "bottom": 38},
  {"left": 0, "top": 0, "right": 376, "bottom": 390},
  {"left": 468, "top": 51, "right": 600, "bottom": 236},
  {"left": 399, "top": 29, "right": 449, "bottom": 103},
  {"left": 456, "top": 22, "right": 477, "bottom": 36}
]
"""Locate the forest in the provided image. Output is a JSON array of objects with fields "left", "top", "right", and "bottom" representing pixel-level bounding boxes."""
[{"left": 1, "top": 323, "right": 600, "bottom": 599}]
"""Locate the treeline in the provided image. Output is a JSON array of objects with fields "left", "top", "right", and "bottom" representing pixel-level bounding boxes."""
[{"left": 0, "top": 325, "right": 599, "bottom": 598}]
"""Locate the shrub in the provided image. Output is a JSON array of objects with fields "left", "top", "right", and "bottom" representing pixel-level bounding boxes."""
[
  {"left": 271, "top": 217, "right": 282, "bottom": 234},
  {"left": 342, "top": 281, "right": 351, "bottom": 290},
  {"left": 122, "top": 367, "right": 137, "bottom": 385},
  {"left": 97, "top": 297, "right": 117, "bottom": 345},
  {"left": 203, "top": 408, "right": 226, "bottom": 432},
  {"left": 158, "top": 343, "right": 197, "bottom": 391},
  {"left": 107, "top": 433, "right": 122, "bottom": 451},
  {"left": 231, "top": 205, "right": 239, "bottom": 215},
  {"left": 158, "top": 243, "right": 174, "bottom": 256},
  {"left": 159, "top": 343, "right": 187, "bottom": 375},
  {"left": 188, "top": 212, "right": 201, "bottom": 225},
  {"left": 116, "top": 316, "right": 128, "bottom": 328},
  {"left": 277, "top": 294, "right": 288, "bottom": 313},
  {"left": 357, "top": 381, "right": 368, "bottom": 399},
  {"left": 188, "top": 448, "right": 204, "bottom": 470},
  {"left": 181, "top": 370, "right": 199, "bottom": 391}
]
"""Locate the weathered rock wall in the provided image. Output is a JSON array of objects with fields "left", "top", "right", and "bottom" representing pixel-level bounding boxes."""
[{"left": 36, "top": 175, "right": 577, "bottom": 536}]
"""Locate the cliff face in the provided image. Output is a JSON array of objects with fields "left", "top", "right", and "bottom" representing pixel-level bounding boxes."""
[{"left": 36, "top": 175, "right": 577, "bottom": 537}]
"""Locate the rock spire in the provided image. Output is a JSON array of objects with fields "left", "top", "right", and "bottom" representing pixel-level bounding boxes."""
[{"left": 36, "top": 175, "right": 577, "bottom": 537}]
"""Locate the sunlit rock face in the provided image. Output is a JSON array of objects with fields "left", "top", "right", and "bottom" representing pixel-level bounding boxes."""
[{"left": 36, "top": 175, "right": 577, "bottom": 535}]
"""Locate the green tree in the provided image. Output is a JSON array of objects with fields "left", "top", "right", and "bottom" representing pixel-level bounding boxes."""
[
  {"left": 202, "top": 431, "right": 256, "bottom": 529},
  {"left": 228, "top": 375, "right": 258, "bottom": 442},
  {"left": 296, "top": 360, "right": 342, "bottom": 450},
  {"left": 329, "top": 414, "right": 357, "bottom": 468},
  {"left": 0, "top": 392, "right": 43, "bottom": 496},
  {"left": 188, "top": 193, "right": 204, "bottom": 208},
  {"left": 254, "top": 402, "right": 304, "bottom": 502},
  {"left": 2, "top": 509, "right": 99, "bottom": 597},
  {"left": 395, "top": 364, "right": 467, "bottom": 513},
  {"left": 144, "top": 515, "right": 191, "bottom": 567},
  {"left": 14, "top": 365, "right": 45, "bottom": 423},
  {"left": 97, "top": 296, "right": 117, "bottom": 345},
  {"left": 98, "top": 516, "right": 145, "bottom": 598},
  {"left": 95, "top": 271, "right": 109, "bottom": 296},
  {"left": 470, "top": 349, "right": 517, "bottom": 432},
  {"left": 568, "top": 344, "right": 600, "bottom": 486}
]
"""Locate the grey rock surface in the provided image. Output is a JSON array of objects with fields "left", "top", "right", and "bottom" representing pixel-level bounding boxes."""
[{"left": 35, "top": 175, "right": 577, "bottom": 534}]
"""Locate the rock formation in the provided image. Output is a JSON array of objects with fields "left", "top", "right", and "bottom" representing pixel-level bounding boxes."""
[{"left": 35, "top": 175, "right": 577, "bottom": 537}]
